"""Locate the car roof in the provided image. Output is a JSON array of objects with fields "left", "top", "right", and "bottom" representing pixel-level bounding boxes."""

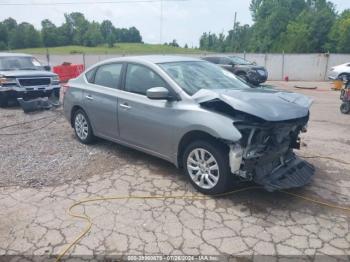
[
  {"left": 203, "top": 55, "right": 241, "bottom": 58},
  {"left": 0, "top": 52, "right": 33, "bottom": 57},
  {"left": 203, "top": 55, "right": 228, "bottom": 58},
  {"left": 102, "top": 55, "right": 202, "bottom": 64}
]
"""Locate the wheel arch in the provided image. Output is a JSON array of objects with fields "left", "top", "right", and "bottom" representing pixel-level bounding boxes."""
[
  {"left": 177, "top": 130, "right": 229, "bottom": 168},
  {"left": 70, "top": 105, "right": 86, "bottom": 127}
]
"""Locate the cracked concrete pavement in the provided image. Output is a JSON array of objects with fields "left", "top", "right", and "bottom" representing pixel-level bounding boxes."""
[{"left": 0, "top": 81, "right": 349, "bottom": 261}]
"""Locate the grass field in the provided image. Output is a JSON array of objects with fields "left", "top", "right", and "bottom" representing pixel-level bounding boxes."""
[{"left": 13, "top": 43, "right": 205, "bottom": 55}]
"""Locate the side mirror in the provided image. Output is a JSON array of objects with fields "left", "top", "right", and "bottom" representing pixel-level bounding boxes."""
[
  {"left": 252, "top": 61, "right": 257, "bottom": 66},
  {"left": 44, "top": 65, "right": 51, "bottom": 71},
  {"left": 146, "top": 87, "right": 171, "bottom": 100}
]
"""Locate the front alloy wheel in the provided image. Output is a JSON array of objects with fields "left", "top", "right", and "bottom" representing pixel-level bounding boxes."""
[
  {"left": 183, "top": 140, "right": 234, "bottom": 195},
  {"left": 187, "top": 148, "right": 220, "bottom": 190}
]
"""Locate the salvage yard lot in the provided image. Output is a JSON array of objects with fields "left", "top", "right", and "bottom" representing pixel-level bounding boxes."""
[{"left": 0, "top": 81, "right": 350, "bottom": 259}]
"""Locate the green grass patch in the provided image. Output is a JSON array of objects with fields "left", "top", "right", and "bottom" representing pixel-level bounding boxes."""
[{"left": 13, "top": 43, "right": 204, "bottom": 55}]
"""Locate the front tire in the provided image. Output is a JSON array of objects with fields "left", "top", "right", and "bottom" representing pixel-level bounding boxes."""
[
  {"left": 73, "top": 109, "right": 94, "bottom": 144},
  {"left": 340, "top": 103, "right": 350, "bottom": 114},
  {"left": 183, "top": 140, "right": 234, "bottom": 195}
]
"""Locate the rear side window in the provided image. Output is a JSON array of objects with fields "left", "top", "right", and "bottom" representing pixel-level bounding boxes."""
[
  {"left": 85, "top": 68, "right": 96, "bottom": 83},
  {"left": 125, "top": 64, "right": 167, "bottom": 95},
  {"left": 94, "top": 63, "right": 123, "bottom": 89}
]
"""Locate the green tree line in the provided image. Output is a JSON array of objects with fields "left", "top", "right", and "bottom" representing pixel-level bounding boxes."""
[
  {"left": 0, "top": 12, "right": 142, "bottom": 51},
  {"left": 200, "top": 0, "right": 350, "bottom": 53}
]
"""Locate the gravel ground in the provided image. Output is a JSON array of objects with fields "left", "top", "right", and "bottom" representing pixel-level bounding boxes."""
[{"left": 0, "top": 106, "right": 173, "bottom": 188}]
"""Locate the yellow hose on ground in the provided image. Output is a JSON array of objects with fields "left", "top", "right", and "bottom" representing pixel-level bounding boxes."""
[
  {"left": 56, "top": 155, "right": 350, "bottom": 261},
  {"left": 298, "top": 155, "right": 350, "bottom": 165}
]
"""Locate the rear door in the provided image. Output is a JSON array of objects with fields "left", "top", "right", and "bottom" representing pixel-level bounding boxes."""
[{"left": 83, "top": 63, "right": 124, "bottom": 139}]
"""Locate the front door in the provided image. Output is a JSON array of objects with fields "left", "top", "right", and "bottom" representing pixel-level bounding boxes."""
[{"left": 117, "top": 63, "right": 177, "bottom": 159}]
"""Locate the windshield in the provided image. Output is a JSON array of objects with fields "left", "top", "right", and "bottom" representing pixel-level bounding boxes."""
[
  {"left": 159, "top": 61, "right": 250, "bottom": 95},
  {"left": 0, "top": 56, "right": 42, "bottom": 71},
  {"left": 228, "top": 56, "right": 252, "bottom": 65}
]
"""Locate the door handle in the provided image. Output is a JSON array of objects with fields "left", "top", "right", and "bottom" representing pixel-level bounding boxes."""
[
  {"left": 120, "top": 103, "right": 131, "bottom": 110},
  {"left": 85, "top": 95, "right": 94, "bottom": 101}
]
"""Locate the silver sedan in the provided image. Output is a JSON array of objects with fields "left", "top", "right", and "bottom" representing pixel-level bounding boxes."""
[{"left": 63, "top": 55, "right": 314, "bottom": 194}]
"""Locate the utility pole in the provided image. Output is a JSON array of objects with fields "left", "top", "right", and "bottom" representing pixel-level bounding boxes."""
[
  {"left": 234, "top": 12, "right": 237, "bottom": 31},
  {"left": 160, "top": 0, "right": 163, "bottom": 44},
  {"left": 232, "top": 12, "right": 237, "bottom": 53}
]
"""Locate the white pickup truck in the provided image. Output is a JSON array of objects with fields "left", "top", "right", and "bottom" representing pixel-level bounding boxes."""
[{"left": 0, "top": 53, "right": 60, "bottom": 107}]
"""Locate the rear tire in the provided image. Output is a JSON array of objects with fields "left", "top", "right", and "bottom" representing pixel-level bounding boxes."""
[
  {"left": 73, "top": 109, "right": 95, "bottom": 144},
  {"left": 183, "top": 140, "right": 235, "bottom": 195},
  {"left": 340, "top": 103, "right": 350, "bottom": 114}
]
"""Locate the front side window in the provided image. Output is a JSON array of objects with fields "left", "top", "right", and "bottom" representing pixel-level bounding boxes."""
[
  {"left": 159, "top": 61, "right": 250, "bottom": 96},
  {"left": 94, "top": 63, "right": 122, "bottom": 89},
  {"left": 204, "top": 57, "right": 219, "bottom": 64},
  {"left": 219, "top": 57, "right": 232, "bottom": 65},
  {"left": 0, "top": 56, "right": 42, "bottom": 71},
  {"left": 125, "top": 64, "right": 167, "bottom": 95}
]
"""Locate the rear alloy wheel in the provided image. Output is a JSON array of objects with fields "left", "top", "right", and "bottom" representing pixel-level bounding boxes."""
[
  {"left": 73, "top": 109, "right": 94, "bottom": 144},
  {"left": 340, "top": 103, "right": 350, "bottom": 114},
  {"left": 183, "top": 140, "right": 234, "bottom": 195}
]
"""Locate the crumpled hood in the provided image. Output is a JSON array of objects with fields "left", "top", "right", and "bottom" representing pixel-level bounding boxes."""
[
  {"left": 0, "top": 70, "right": 56, "bottom": 77},
  {"left": 193, "top": 88, "right": 313, "bottom": 122}
]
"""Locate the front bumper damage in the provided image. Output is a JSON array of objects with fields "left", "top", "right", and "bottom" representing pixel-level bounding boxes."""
[
  {"left": 194, "top": 88, "right": 315, "bottom": 191},
  {"left": 228, "top": 116, "right": 315, "bottom": 192},
  {"left": 254, "top": 154, "right": 314, "bottom": 192}
]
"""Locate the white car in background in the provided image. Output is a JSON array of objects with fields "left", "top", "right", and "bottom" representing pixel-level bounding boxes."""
[{"left": 328, "top": 63, "right": 350, "bottom": 80}]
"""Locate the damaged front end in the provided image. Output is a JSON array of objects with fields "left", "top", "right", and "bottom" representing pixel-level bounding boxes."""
[
  {"left": 230, "top": 116, "right": 314, "bottom": 192},
  {"left": 197, "top": 89, "right": 315, "bottom": 192}
]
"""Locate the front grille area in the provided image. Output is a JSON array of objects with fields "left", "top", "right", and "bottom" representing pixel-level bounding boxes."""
[{"left": 18, "top": 78, "right": 51, "bottom": 87}]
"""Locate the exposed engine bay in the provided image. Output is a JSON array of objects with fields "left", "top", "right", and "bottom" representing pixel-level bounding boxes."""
[{"left": 200, "top": 98, "right": 315, "bottom": 192}]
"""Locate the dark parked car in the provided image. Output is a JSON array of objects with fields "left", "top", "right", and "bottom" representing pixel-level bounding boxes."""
[
  {"left": 0, "top": 53, "right": 60, "bottom": 107},
  {"left": 202, "top": 55, "right": 268, "bottom": 86}
]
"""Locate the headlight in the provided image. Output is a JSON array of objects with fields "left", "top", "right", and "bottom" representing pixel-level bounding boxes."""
[
  {"left": 257, "top": 69, "right": 266, "bottom": 76},
  {"left": 0, "top": 76, "right": 17, "bottom": 86},
  {"left": 51, "top": 75, "right": 60, "bottom": 84}
]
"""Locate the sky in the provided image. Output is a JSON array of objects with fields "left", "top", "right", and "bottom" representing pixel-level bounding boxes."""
[{"left": 0, "top": 0, "right": 349, "bottom": 47}]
